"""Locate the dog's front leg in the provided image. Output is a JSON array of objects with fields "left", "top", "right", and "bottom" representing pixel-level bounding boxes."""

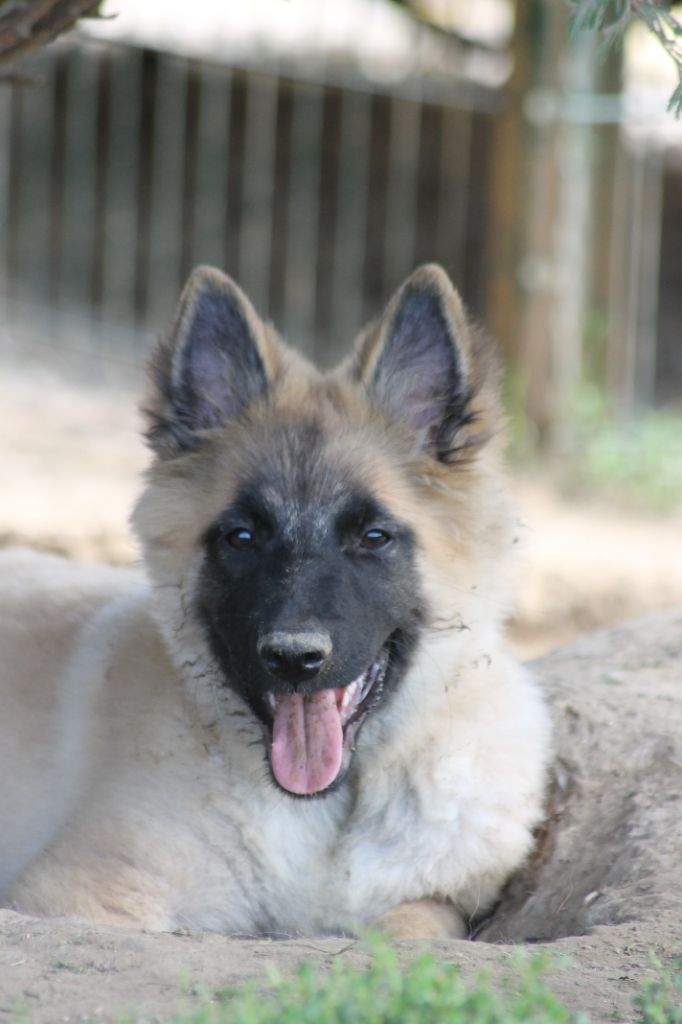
[{"left": 372, "top": 898, "right": 467, "bottom": 940}]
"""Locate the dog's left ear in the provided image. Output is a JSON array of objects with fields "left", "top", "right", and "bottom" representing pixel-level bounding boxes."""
[
  {"left": 352, "top": 265, "right": 499, "bottom": 462},
  {"left": 143, "top": 266, "right": 272, "bottom": 457}
]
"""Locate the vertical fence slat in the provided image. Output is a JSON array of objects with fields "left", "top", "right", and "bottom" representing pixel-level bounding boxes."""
[
  {"left": 8, "top": 52, "right": 55, "bottom": 312},
  {"left": 382, "top": 96, "right": 420, "bottom": 295},
  {"left": 224, "top": 72, "right": 247, "bottom": 279},
  {"left": 59, "top": 45, "right": 99, "bottom": 321},
  {"left": 239, "top": 72, "right": 278, "bottom": 315},
  {"left": 282, "top": 81, "right": 324, "bottom": 356},
  {"left": 434, "top": 107, "right": 472, "bottom": 287},
  {"left": 98, "top": 46, "right": 141, "bottom": 329},
  {"left": 608, "top": 144, "right": 664, "bottom": 414},
  {"left": 91, "top": 47, "right": 112, "bottom": 319},
  {"left": 414, "top": 102, "right": 442, "bottom": 268},
  {"left": 133, "top": 49, "right": 158, "bottom": 327},
  {"left": 180, "top": 60, "right": 201, "bottom": 285},
  {"left": 329, "top": 88, "right": 372, "bottom": 356},
  {"left": 314, "top": 85, "right": 342, "bottom": 359},
  {"left": 268, "top": 79, "right": 294, "bottom": 328},
  {"left": 48, "top": 49, "right": 67, "bottom": 310},
  {"left": 0, "top": 81, "right": 11, "bottom": 298},
  {"left": 655, "top": 166, "right": 682, "bottom": 405},
  {"left": 461, "top": 113, "right": 490, "bottom": 316},
  {"left": 5, "top": 81, "right": 23, "bottom": 302},
  {"left": 191, "top": 63, "right": 232, "bottom": 274},
  {"left": 607, "top": 140, "right": 635, "bottom": 415},
  {"left": 146, "top": 54, "right": 187, "bottom": 328},
  {"left": 362, "top": 92, "right": 391, "bottom": 322},
  {"left": 634, "top": 148, "right": 663, "bottom": 408}
]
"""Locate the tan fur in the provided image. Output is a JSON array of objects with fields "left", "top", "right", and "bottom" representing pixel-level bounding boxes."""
[
  {"left": 374, "top": 898, "right": 468, "bottom": 940},
  {"left": 0, "top": 266, "right": 551, "bottom": 938}
]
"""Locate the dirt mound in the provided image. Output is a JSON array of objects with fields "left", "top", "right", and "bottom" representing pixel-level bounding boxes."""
[
  {"left": 480, "top": 607, "right": 682, "bottom": 944},
  {"left": 1, "top": 610, "right": 681, "bottom": 1022}
]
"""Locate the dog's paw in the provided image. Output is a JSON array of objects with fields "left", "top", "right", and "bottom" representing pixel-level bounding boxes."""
[{"left": 372, "top": 898, "right": 467, "bottom": 940}]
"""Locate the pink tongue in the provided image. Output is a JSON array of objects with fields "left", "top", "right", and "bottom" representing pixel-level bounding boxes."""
[{"left": 270, "top": 689, "right": 343, "bottom": 795}]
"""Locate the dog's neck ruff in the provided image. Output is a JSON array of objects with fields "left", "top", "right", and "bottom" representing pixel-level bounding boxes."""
[{"left": 149, "top": 575, "right": 256, "bottom": 742}]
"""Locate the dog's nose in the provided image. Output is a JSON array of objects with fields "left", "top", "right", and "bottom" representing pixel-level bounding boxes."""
[{"left": 258, "top": 630, "right": 332, "bottom": 684}]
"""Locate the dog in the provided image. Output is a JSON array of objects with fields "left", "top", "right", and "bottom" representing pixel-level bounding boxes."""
[{"left": 0, "top": 265, "right": 550, "bottom": 939}]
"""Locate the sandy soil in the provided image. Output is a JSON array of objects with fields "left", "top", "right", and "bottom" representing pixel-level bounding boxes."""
[
  {"left": 0, "top": 912, "right": 673, "bottom": 1024},
  {"left": 1, "top": 360, "right": 682, "bottom": 1022}
]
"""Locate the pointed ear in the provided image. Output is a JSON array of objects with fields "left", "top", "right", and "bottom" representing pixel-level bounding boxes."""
[
  {"left": 143, "top": 266, "right": 270, "bottom": 457},
  {"left": 353, "top": 265, "right": 499, "bottom": 462}
]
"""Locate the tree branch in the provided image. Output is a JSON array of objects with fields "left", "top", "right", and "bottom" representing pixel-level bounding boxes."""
[
  {"left": 0, "top": 0, "right": 104, "bottom": 66},
  {"left": 568, "top": 0, "right": 682, "bottom": 115}
]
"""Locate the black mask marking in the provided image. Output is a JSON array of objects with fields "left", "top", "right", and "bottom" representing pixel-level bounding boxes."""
[{"left": 195, "top": 427, "right": 424, "bottom": 795}]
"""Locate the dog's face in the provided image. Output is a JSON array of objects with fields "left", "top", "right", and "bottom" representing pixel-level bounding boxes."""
[
  {"left": 134, "top": 264, "right": 505, "bottom": 797},
  {"left": 196, "top": 423, "right": 423, "bottom": 796}
]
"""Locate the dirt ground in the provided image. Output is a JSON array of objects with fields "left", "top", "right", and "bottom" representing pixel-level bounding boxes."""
[
  {"left": 1, "top": 360, "right": 682, "bottom": 1023},
  {"left": 0, "top": 912, "right": 676, "bottom": 1024}
]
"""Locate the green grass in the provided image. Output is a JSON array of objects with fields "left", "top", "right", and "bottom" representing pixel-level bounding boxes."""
[
  {"left": 165, "top": 941, "right": 682, "bottom": 1024},
  {"left": 567, "top": 385, "right": 682, "bottom": 513},
  {"left": 171, "top": 942, "right": 583, "bottom": 1024},
  {"left": 507, "top": 378, "right": 682, "bottom": 514},
  {"left": 634, "top": 955, "right": 682, "bottom": 1024}
]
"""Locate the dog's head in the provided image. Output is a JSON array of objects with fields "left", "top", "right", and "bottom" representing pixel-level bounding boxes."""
[{"left": 133, "top": 265, "right": 511, "bottom": 797}]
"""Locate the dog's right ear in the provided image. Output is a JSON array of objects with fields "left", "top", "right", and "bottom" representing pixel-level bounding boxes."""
[{"left": 143, "top": 266, "right": 270, "bottom": 457}]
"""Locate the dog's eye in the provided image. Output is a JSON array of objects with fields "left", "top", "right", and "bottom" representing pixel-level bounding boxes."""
[
  {"left": 225, "top": 527, "right": 255, "bottom": 550},
  {"left": 361, "top": 528, "right": 392, "bottom": 550}
]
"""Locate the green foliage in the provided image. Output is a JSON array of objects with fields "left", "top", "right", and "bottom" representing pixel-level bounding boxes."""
[
  {"left": 506, "top": 372, "right": 682, "bottom": 513},
  {"left": 567, "top": 383, "right": 682, "bottom": 512},
  {"left": 171, "top": 942, "right": 583, "bottom": 1024},
  {"left": 165, "top": 942, "right": 682, "bottom": 1024},
  {"left": 634, "top": 955, "right": 682, "bottom": 1024},
  {"left": 568, "top": 0, "right": 682, "bottom": 114}
]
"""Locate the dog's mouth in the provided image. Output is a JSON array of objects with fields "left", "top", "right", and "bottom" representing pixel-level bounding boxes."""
[{"left": 263, "top": 643, "right": 391, "bottom": 797}]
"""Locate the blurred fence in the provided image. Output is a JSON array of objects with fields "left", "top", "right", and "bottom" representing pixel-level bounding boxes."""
[
  {"left": 0, "top": 39, "right": 493, "bottom": 369},
  {"left": 0, "top": 33, "right": 679, "bottom": 420}
]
